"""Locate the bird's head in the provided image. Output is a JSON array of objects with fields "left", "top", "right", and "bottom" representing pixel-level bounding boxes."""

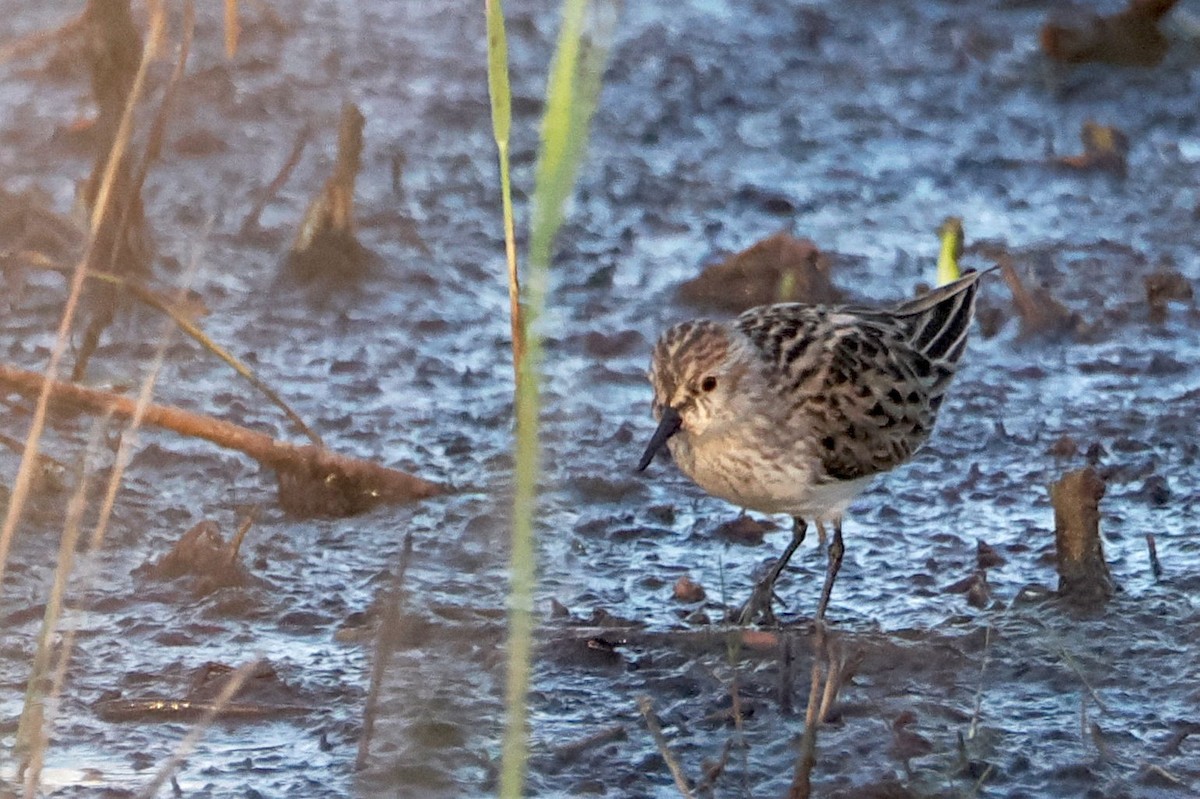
[{"left": 637, "top": 320, "right": 753, "bottom": 471}]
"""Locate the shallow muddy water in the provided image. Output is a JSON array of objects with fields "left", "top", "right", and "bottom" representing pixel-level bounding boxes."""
[{"left": 2, "top": 0, "right": 1199, "bottom": 797}]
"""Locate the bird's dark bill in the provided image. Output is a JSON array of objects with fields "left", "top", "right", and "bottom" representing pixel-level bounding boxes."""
[{"left": 636, "top": 407, "right": 682, "bottom": 472}]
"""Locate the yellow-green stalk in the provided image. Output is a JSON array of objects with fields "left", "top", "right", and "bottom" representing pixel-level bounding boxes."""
[
  {"left": 493, "top": 1, "right": 615, "bottom": 797},
  {"left": 936, "top": 216, "right": 963, "bottom": 286},
  {"left": 486, "top": 0, "right": 523, "bottom": 380}
]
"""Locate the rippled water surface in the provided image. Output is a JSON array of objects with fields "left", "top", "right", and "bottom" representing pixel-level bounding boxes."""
[{"left": 2, "top": 0, "right": 1199, "bottom": 797}]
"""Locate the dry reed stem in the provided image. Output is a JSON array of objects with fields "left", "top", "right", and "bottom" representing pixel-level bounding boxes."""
[
  {"left": 133, "top": 658, "right": 263, "bottom": 799},
  {"left": 126, "top": 0, "right": 193, "bottom": 213},
  {"left": 967, "top": 624, "right": 992, "bottom": 741},
  {"left": 789, "top": 626, "right": 832, "bottom": 799},
  {"left": 637, "top": 695, "right": 696, "bottom": 799},
  {"left": 19, "top": 419, "right": 106, "bottom": 797},
  {"left": 224, "top": 0, "right": 239, "bottom": 58},
  {"left": 22, "top": 231, "right": 206, "bottom": 790},
  {"left": 0, "top": 0, "right": 165, "bottom": 600}
]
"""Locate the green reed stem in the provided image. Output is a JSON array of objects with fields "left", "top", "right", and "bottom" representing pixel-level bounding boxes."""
[
  {"left": 493, "top": 0, "right": 615, "bottom": 795},
  {"left": 486, "top": 0, "right": 523, "bottom": 380}
]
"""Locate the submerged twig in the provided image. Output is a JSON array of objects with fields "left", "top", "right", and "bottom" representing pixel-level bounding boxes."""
[
  {"left": 551, "top": 723, "right": 628, "bottom": 764},
  {"left": 0, "top": 363, "right": 444, "bottom": 516},
  {"left": 778, "top": 632, "right": 795, "bottom": 714},
  {"left": 227, "top": 507, "right": 258, "bottom": 564},
  {"left": 134, "top": 658, "right": 263, "bottom": 799},
  {"left": 637, "top": 696, "right": 696, "bottom": 799},
  {"left": 1058, "top": 646, "right": 1110, "bottom": 713},
  {"left": 999, "top": 257, "right": 1082, "bottom": 340},
  {"left": 696, "top": 738, "right": 734, "bottom": 795},
  {"left": 967, "top": 625, "right": 992, "bottom": 741},
  {"left": 1145, "top": 534, "right": 1162, "bottom": 579}
]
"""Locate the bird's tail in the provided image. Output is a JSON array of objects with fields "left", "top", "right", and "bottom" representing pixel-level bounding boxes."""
[{"left": 892, "top": 268, "right": 993, "bottom": 368}]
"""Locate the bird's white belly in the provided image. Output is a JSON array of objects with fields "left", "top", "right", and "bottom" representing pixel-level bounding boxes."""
[{"left": 669, "top": 433, "right": 871, "bottom": 521}]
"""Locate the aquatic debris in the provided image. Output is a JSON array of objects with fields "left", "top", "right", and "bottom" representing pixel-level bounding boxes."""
[
  {"left": 135, "top": 518, "right": 256, "bottom": 594},
  {"left": 1041, "top": 0, "right": 1179, "bottom": 67},
  {"left": 1143, "top": 268, "right": 1193, "bottom": 323},
  {"left": 1145, "top": 533, "right": 1163, "bottom": 579},
  {"left": 672, "top": 575, "right": 706, "bottom": 603},
  {"left": 677, "top": 231, "right": 842, "bottom": 313},
  {"left": 94, "top": 659, "right": 308, "bottom": 722}
]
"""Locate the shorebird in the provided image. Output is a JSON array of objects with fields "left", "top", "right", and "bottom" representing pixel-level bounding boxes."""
[{"left": 637, "top": 271, "right": 987, "bottom": 623}]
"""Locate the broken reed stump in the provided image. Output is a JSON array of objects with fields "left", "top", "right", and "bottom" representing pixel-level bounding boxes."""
[
  {"left": 284, "top": 101, "right": 376, "bottom": 285},
  {"left": 999, "top": 258, "right": 1083, "bottom": 340},
  {"left": 1050, "top": 467, "right": 1114, "bottom": 606},
  {"left": 0, "top": 363, "right": 443, "bottom": 518}
]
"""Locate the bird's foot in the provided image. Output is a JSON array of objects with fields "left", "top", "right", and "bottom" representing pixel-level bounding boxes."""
[{"left": 735, "top": 579, "right": 781, "bottom": 626}]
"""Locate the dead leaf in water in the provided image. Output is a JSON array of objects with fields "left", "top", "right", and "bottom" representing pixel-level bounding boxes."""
[
  {"left": 1144, "top": 268, "right": 1194, "bottom": 323},
  {"left": 1054, "top": 121, "right": 1129, "bottom": 176},
  {"left": 672, "top": 575, "right": 707, "bottom": 603}
]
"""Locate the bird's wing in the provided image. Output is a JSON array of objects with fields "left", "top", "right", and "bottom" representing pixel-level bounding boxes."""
[{"left": 737, "top": 304, "right": 941, "bottom": 481}]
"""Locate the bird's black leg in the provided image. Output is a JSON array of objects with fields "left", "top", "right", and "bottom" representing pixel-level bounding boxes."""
[
  {"left": 814, "top": 517, "right": 845, "bottom": 622},
  {"left": 738, "top": 517, "right": 807, "bottom": 625}
]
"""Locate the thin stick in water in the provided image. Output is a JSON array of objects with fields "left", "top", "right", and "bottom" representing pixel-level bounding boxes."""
[
  {"left": 637, "top": 695, "right": 696, "bottom": 799},
  {"left": 356, "top": 530, "right": 416, "bottom": 770}
]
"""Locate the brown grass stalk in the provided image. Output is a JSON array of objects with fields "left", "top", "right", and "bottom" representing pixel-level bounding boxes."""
[
  {"left": 18, "top": 418, "right": 106, "bottom": 795},
  {"left": 17, "top": 253, "right": 324, "bottom": 447},
  {"left": 19, "top": 233, "right": 205, "bottom": 793},
  {"left": 240, "top": 123, "right": 312, "bottom": 234},
  {"left": 0, "top": 0, "right": 165, "bottom": 600}
]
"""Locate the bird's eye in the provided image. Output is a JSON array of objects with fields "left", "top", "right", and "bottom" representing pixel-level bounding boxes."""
[{"left": 700, "top": 376, "right": 718, "bottom": 392}]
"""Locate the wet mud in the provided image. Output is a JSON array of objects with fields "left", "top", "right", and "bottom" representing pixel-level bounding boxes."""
[{"left": 2, "top": 0, "right": 1199, "bottom": 797}]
